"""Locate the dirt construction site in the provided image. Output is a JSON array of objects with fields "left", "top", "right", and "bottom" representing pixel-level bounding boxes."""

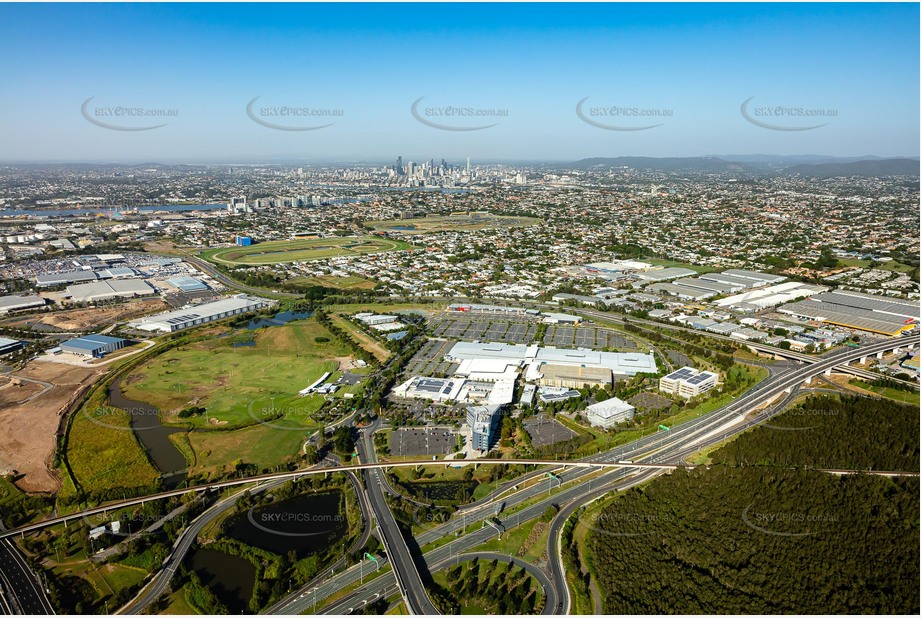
[
  {"left": 3, "top": 299, "right": 168, "bottom": 332},
  {"left": 0, "top": 360, "right": 101, "bottom": 493}
]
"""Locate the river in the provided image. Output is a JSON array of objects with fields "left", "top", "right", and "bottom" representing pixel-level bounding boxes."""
[
  {"left": 108, "top": 375, "right": 187, "bottom": 489},
  {"left": 2, "top": 203, "right": 226, "bottom": 217}
]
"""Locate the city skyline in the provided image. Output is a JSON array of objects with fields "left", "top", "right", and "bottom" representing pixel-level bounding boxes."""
[{"left": 0, "top": 3, "right": 918, "bottom": 163}]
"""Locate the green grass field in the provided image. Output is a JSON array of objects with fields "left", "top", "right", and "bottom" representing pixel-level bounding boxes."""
[
  {"left": 64, "top": 395, "right": 160, "bottom": 499},
  {"left": 834, "top": 258, "right": 913, "bottom": 273},
  {"left": 645, "top": 258, "right": 718, "bottom": 274},
  {"left": 366, "top": 213, "right": 541, "bottom": 234},
  {"left": 850, "top": 379, "right": 920, "bottom": 406},
  {"left": 329, "top": 312, "right": 392, "bottom": 361},
  {"left": 160, "top": 589, "right": 200, "bottom": 615},
  {"left": 65, "top": 561, "right": 146, "bottom": 600},
  {"left": 284, "top": 274, "right": 377, "bottom": 290},
  {"left": 471, "top": 516, "right": 551, "bottom": 564},
  {"left": 121, "top": 318, "right": 353, "bottom": 430},
  {"left": 879, "top": 260, "right": 916, "bottom": 274},
  {"left": 176, "top": 423, "right": 310, "bottom": 477},
  {"left": 202, "top": 236, "right": 412, "bottom": 265}
]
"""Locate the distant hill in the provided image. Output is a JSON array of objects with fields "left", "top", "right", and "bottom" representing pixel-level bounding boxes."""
[
  {"left": 570, "top": 156, "right": 753, "bottom": 172},
  {"left": 568, "top": 156, "right": 920, "bottom": 177},
  {"left": 718, "top": 154, "right": 895, "bottom": 165},
  {"left": 782, "top": 158, "right": 919, "bottom": 177}
]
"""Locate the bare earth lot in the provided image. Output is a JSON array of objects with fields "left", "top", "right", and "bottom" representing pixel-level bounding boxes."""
[
  {"left": 5, "top": 299, "right": 168, "bottom": 332},
  {"left": 0, "top": 361, "right": 100, "bottom": 492}
]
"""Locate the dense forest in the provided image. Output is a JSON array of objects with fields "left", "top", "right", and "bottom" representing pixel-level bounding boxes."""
[
  {"left": 587, "top": 467, "right": 918, "bottom": 613},
  {"left": 714, "top": 395, "right": 919, "bottom": 471},
  {"left": 585, "top": 396, "right": 920, "bottom": 614}
]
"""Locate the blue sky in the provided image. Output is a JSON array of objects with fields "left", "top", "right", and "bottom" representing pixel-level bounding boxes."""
[{"left": 0, "top": 3, "right": 917, "bottom": 163}]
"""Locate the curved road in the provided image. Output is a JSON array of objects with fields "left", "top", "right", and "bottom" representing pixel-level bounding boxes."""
[
  {"left": 2, "top": 334, "right": 912, "bottom": 616},
  {"left": 120, "top": 457, "right": 370, "bottom": 615},
  {"left": 320, "top": 551, "right": 557, "bottom": 616},
  {"left": 283, "top": 334, "right": 915, "bottom": 614}
]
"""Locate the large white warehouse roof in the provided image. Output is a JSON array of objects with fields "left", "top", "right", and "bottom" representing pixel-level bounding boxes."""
[{"left": 446, "top": 341, "right": 656, "bottom": 376}]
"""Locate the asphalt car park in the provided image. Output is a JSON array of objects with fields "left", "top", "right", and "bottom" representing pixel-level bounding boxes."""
[
  {"left": 485, "top": 322, "right": 509, "bottom": 340},
  {"left": 552, "top": 326, "right": 575, "bottom": 346},
  {"left": 465, "top": 322, "right": 489, "bottom": 339},
  {"left": 390, "top": 427, "right": 456, "bottom": 456},
  {"left": 574, "top": 329, "right": 596, "bottom": 347},
  {"left": 667, "top": 349, "right": 693, "bottom": 367},
  {"left": 523, "top": 415, "right": 578, "bottom": 447},
  {"left": 628, "top": 392, "right": 674, "bottom": 412}
]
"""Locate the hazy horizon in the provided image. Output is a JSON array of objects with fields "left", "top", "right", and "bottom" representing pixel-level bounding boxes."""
[{"left": 2, "top": 153, "right": 920, "bottom": 167}]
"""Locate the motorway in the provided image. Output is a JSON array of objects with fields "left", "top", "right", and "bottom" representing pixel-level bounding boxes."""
[
  {"left": 320, "top": 550, "right": 558, "bottom": 616},
  {"left": 119, "top": 458, "right": 371, "bottom": 615},
  {"left": 355, "top": 419, "right": 441, "bottom": 614},
  {"left": 119, "top": 479, "right": 287, "bottom": 614},
  {"left": 268, "top": 334, "right": 916, "bottom": 614},
  {"left": 116, "top": 452, "right": 371, "bottom": 614},
  {"left": 569, "top": 307, "right": 919, "bottom": 388},
  {"left": 0, "top": 295, "right": 913, "bottom": 616},
  {"left": 0, "top": 538, "right": 54, "bottom": 615}
]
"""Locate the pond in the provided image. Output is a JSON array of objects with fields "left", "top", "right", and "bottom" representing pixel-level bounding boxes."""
[
  {"left": 223, "top": 490, "right": 347, "bottom": 559},
  {"left": 187, "top": 547, "right": 256, "bottom": 614},
  {"left": 240, "top": 310, "right": 313, "bottom": 330}
]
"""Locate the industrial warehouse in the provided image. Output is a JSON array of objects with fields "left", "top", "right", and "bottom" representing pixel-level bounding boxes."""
[
  {"left": 778, "top": 290, "right": 919, "bottom": 336},
  {"left": 0, "top": 294, "right": 46, "bottom": 314},
  {"left": 127, "top": 294, "right": 271, "bottom": 332},
  {"left": 0, "top": 337, "right": 24, "bottom": 356},
  {"left": 714, "top": 281, "right": 829, "bottom": 312},
  {"left": 65, "top": 279, "right": 156, "bottom": 303},
  {"left": 166, "top": 275, "right": 210, "bottom": 292},
  {"left": 392, "top": 339, "right": 659, "bottom": 452},
  {"left": 648, "top": 271, "right": 798, "bottom": 302},
  {"left": 60, "top": 334, "right": 127, "bottom": 358},
  {"left": 445, "top": 341, "right": 657, "bottom": 377}
]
